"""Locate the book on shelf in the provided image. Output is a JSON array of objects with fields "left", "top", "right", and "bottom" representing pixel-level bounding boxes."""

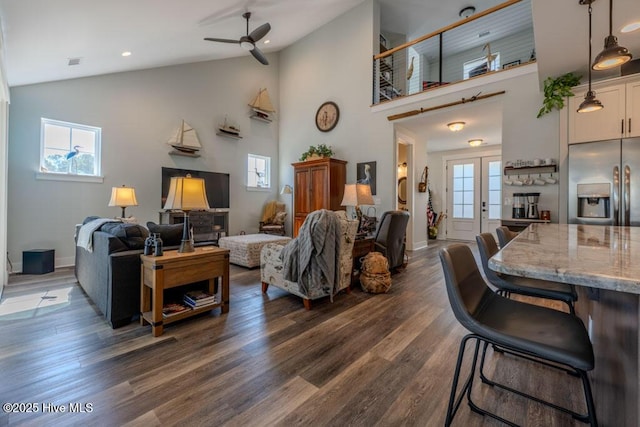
[
  {"left": 183, "top": 291, "right": 217, "bottom": 307},
  {"left": 162, "top": 303, "right": 191, "bottom": 317}
]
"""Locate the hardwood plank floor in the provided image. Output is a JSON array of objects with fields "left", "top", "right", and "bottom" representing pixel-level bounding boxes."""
[{"left": 0, "top": 241, "right": 588, "bottom": 426}]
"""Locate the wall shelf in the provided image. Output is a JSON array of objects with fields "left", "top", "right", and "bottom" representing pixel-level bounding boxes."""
[
  {"left": 169, "top": 150, "right": 200, "bottom": 158},
  {"left": 504, "top": 165, "right": 557, "bottom": 176},
  {"left": 250, "top": 114, "right": 272, "bottom": 123},
  {"left": 216, "top": 131, "right": 242, "bottom": 140}
]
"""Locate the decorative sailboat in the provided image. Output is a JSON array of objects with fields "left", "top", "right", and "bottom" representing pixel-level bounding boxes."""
[
  {"left": 217, "top": 116, "right": 242, "bottom": 138},
  {"left": 168, "top": 120, "right": 202, "bottom": 155},
  {"left": 249, "top": 88, "right": 275, "bottom": 122}
]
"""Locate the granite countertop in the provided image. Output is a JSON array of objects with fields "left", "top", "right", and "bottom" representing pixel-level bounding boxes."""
[{"left": 489, "top": 223, "right": 640, "bottom": 294}]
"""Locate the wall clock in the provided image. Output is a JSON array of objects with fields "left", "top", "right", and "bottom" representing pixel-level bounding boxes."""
[{"left": 315, "top": 101, "right": 340, "bottom": 132}]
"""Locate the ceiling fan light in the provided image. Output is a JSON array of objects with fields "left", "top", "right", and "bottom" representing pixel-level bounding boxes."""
[
  {"left": 240, "top": 41, "right": 254, "bottom": 51},
  {"left": 577, "top": 91, "right": 604, "bottom": 113},
  {"left": 468, "top": 139, "right": 483, "bottom": 147},
  {"left": 592, "top": 35, "right": 632, "bottom": 70},
  {"left": 447, "top": 121, "right": 465, "bottom": 132}
]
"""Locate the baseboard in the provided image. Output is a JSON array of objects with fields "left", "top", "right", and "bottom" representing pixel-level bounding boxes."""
[{"left": 411, "top": 240, "right": 428, "bottom": 250}]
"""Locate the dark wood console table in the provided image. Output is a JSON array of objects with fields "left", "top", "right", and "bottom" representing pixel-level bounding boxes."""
[{"left": 159, "top": 210, "right": 229, "bottom": 244}]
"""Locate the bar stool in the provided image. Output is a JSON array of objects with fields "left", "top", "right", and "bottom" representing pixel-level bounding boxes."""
[
  {"left": 476, "top": 233, "right": 577, "bottom": 314},
  {"left": 439, "top": 244, "right": 597, "bottom": 426},
  {"left": 496, "top": 226, "right": 519, "bottom": 248}
]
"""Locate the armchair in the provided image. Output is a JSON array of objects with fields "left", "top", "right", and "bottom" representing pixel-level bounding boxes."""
[
  {"left": 374, "top": 210, "right": 410, "bottom": 271},
  {"left": 260, "top": 210, "right": 358, "bottom": 309},
  {"left": 259, "top": 200, "right": 286, "bottom": 235}
]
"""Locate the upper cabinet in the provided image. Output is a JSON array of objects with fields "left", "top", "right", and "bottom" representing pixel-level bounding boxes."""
[{"left": 568, "top": 79, "right": 640, "bottom": 143}]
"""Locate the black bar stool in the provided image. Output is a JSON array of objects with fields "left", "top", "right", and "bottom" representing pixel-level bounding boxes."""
[
  {"left": 439, "top": 244, "right": 597, "bottom": 426},
  {"left": 476, "top": 233, "right": 577, "bottom": 314},
  {"left": 496, "top": 226, "right": 519, "bottom": 248}
]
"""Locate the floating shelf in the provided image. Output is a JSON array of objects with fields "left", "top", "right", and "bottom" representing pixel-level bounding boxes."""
[
  {"left": 250, "top": 114, "right": 272, "bottom": 123},
  {"left": 169, "top": 150, "right": 200, "bottom": 158},
  {"left": 504, "top": 165, "right": 557, "bottom": 176},
  {"left": 216, "top": 131, "right": 242, "bottom": 140}
]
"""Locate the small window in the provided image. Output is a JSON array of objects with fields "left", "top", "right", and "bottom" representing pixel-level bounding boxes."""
[
  {"left": 40, "top": 118, "right": 101, "bottom": 177},
  {"left": 247, "top": 154, "right": 270, "bottom": 189},
  {"left": 463, "top": 53, "right": 501, "bottom": 80}
]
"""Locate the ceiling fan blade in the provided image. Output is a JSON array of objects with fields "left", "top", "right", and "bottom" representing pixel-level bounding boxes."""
[
  {"left": 250, "top": 47, "right": 269, "bottom": 65},
  {"left": 204, "top": 37, "right": 240, "bottom": 44},
  {"left": 248, "top": 22, "right": 271, "bottom": 42}
]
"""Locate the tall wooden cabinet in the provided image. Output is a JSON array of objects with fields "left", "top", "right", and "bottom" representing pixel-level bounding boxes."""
[{"left": 292, "top": 157, "right": 347, "bottom": 237}]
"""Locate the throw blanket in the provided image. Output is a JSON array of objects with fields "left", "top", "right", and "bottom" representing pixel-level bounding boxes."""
[
  {"left": 261, "top": 200, "right": 278, "bottom": 223},
  {"left": 281, "top": 209, "right": 342, "bottom": 299},
  {"left": 76, "top": 218, "right": 121, "bottom": 252}
]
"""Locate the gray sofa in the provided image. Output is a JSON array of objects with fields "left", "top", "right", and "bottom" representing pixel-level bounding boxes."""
[{"left": 74, "top": 218, "right": 207, "bottom": 328}]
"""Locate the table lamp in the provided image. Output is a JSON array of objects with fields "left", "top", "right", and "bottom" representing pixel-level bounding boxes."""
[
  {"left": 108, "top": 185, "right": 138, "bottom": 218},
  {"left": 340, "top": 183, "right": 374, "bottom": 233},
  {"left": 162, "top": 174, "right": 210, "bottom": 253}
]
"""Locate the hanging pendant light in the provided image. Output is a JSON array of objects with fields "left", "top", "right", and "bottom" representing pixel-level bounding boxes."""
[
  {"left": 592, "top": 0, "right": 632, "bottom": 70},
  {"left": 579, "top": 1, "right": 604, "bottom": 113}
]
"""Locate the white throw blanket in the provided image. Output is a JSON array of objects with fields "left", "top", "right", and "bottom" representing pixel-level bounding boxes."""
[
  {"left": 281, "top": 209, "right": 341, "bottom": 298},
  {"left": 76, "top": 218, "right": 121, "bottom": 252}
]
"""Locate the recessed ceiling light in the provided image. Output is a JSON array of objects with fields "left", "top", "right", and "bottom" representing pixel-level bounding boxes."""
[
  {"left": 263, "top": 39, "right": 271, "bottom": 44},
  {"left": 468, "top": 139, "right": 483, "bottom": 147},
  {"left": 447, "top": 121, "right": 466, "bottom": 132},
  {"left": 621, "top": 21, "right": 640, "bottom": 33},
  {"left": 121, "top": 51, "right": 132, "bottom": 57}
]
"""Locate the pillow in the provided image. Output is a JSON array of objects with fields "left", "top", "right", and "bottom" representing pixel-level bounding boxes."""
[
  {"left": 146, "top": 222, "right": 184, "bottom": 246},
  {"left": 100, "top": 223, "right": 149, "bottom": 249},
  {"left": 271, "top": 211, "right": 287, "bottom": 225}
]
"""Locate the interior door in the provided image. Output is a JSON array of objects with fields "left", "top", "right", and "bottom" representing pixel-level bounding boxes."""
[
  {"left": 481, "top": 156, "right": 502, "bottom": 236},
  {"left": 446, "top": 158, "right": 481, "bottom": 240}
]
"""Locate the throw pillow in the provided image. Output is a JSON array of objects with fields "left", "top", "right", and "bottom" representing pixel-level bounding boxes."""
[
  {"left": 100, "top": 223, "right": 149, "bottom": 249},
  {"left": 146, "top": 222, "right": 184, "bottom": 246},
  {"left": 272, "top": 211, "right": 287, "bottom": 225}
]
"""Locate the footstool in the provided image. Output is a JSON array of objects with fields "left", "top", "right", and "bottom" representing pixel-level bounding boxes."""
[{"left": 218, "top": 234, "right": 291, "bottom": 268}]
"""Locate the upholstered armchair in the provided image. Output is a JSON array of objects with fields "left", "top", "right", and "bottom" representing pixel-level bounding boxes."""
[
  {"left": 374, "top": 210, "right": 410, "bottom": 271},
  {"left": 259, "top": 200, "right": 286, "bottom": 235},
  {"left": 260, "top": 210, "right": 358, "bottom": 309}
]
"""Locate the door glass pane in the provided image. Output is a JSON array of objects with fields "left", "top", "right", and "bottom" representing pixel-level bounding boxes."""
[
  {"left": 452, "top": 162, "right": 474, "bottom": 219},
  {"left": 487, "top": 160, "right": 502, "bottom": 220}
]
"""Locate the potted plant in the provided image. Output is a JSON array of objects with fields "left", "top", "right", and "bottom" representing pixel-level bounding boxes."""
[
  {"left": 300, "top": 144, "right": 334, "bottom": 161},
  {"left": 537, "top": 72, "right": 582, "bottom": 118}
]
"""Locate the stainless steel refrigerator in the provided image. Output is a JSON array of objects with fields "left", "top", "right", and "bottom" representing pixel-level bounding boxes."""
[{"left": 568, "top": 138, "right": 640, "bottom": 226}]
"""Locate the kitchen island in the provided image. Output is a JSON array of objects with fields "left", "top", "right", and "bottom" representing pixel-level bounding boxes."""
[{"left": 489, "top": 223, "right": 640, "bottom": 426}]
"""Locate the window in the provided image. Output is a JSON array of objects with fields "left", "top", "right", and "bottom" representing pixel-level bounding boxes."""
[
  {"left": 452, "top": 163, "right": 475, "bottom": 219},
  {"left": 463, "top": 53, "right": 500, "bottom": 80},
  {"left": 487, "top": 160, "right": 502, "bottom": 219},
  {"left": 247, "top": 154, "right": 270, "bottom": 189},
  {"left": 40, "top": 118, "right": 101, "bottom": 177}
]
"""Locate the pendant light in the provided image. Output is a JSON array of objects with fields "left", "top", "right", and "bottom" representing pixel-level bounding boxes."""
[
  {"left": 592, "top": 0, "right": 632, "bottom": 70},
  {"left": 578, "top": 1, "right": 604, "bottom": 113}
]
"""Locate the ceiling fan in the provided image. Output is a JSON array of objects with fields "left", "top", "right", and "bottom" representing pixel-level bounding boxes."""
[{"left": 204, "top": 12, "right": 271, "bottom": 65}]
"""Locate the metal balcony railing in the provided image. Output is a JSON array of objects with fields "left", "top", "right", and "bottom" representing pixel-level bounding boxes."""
[{"left": 373, "top": 0, "right": 535, "bottom": 105}]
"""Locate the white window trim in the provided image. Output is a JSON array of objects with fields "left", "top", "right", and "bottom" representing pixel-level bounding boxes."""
[{"left": 39, "top": 117, "right": 102, "bottom": 179}]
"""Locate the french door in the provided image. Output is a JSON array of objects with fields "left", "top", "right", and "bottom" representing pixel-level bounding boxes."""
[{"left": 446, "top": 156, "right": 501, "bottom": 240}]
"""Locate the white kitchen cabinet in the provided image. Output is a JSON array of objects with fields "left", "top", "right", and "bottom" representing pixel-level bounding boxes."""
[{"left": 568, "top": 78, "right": 640, "bottom": 143}]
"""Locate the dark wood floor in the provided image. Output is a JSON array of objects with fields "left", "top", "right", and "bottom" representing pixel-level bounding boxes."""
[{"left": 0, "top": 241, "right": 587, "bottom": 426}]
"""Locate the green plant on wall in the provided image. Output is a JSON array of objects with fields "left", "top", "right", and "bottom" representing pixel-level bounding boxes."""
[
  {"left": 537, "top": 72, "right": 582, "bottom": 118},
  {"left": 300, "top": 144, "right": 334, "bottom": 161}
]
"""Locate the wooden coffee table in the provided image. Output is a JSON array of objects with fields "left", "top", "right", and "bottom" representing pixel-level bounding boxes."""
[{"left": 140, "top": 246, "right": 230, "bottom": 337}]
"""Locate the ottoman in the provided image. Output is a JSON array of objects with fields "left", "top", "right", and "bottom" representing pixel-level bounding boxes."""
[{"left": 218, "top": 234, "right": 291, "bottom": 268}]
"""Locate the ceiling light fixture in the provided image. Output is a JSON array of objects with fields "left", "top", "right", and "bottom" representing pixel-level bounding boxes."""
[
  {"left": 121, "top": 51, "right": 132, "bottom": 57},
  {"left": 459, "top": 6, "right": 476, "bottom": 19},
  {"left": 468, "top": 139, "right": 483, "bottom": 147},
  {"left": 264, "top": 39, "right": 271, "bottom": 44},
  {"left": 621, "top": 21, "right": 640, "bottom": 33},
  {"left": 592, "top": 0, "right": 632, "bottom": 70},
  {"left": 579, "top": 1, "right": 604, "bottom": 113},
  {"left": 447, "top": 121, "right": 466, "bottom": 132}
]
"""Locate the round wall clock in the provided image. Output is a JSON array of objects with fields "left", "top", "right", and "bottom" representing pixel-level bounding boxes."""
[{"left": 315, "top": 101, "right": 340, "bottom": 132}]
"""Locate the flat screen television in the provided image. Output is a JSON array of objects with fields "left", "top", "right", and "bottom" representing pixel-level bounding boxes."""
[{"left": 161, "top": 167, "right": 230, "bottom": 210}]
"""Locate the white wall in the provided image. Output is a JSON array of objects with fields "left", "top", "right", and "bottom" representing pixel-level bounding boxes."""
[{"left": 7, "top": 55, "right": 280, "bottom": 271}]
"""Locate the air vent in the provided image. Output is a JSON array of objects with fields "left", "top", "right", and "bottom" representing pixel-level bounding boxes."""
[
  {"left": 68, "top": 57, "right": 81, "bottom": 66},
  {"left": 478, "top": 31, "right": 490, "bottom": 38}
]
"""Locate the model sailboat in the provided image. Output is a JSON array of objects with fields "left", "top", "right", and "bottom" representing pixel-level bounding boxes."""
[
  {"left": 249, "top": 88, "right": 275, "bottom": 122},
  {"left": 168, "top": 120, "right": 201, "bottom": 155}
]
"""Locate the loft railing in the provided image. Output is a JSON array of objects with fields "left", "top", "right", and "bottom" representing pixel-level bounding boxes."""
[{"left": 373, "top": 0, "right": 535, "bottom": 105}]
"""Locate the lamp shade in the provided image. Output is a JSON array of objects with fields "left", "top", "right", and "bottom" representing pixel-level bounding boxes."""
[
  {"left": 340, "top": 183, "right": 374, "bottom": 206},
  {"left": 162, "top": 175, "right": 210, "bottom": 211},
  {"left": 280, "top": 184, "right": 293, "bottom": 195},
  {"left": 577, "top": 90, "right": 604, "bottom": 113},
  {"left": 108, "top": 186, "right": 138, "bottom": 208}
]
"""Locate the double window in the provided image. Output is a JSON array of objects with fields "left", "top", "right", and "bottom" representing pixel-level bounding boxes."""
[{"left": 40, "top": 118, "right": 101, "bottom": 178}]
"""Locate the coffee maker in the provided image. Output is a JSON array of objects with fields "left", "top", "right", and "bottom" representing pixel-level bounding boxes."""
[
  {"left": 512, "top": 193, "right": 526, "bottom": 218},
  {"left": 526, "top": 192, "right": 540, "bottom": 219}
]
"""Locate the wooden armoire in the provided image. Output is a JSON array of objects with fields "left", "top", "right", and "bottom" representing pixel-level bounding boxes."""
[{"left": 292, "top": 157, "right": 347, "bottom": 237}]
